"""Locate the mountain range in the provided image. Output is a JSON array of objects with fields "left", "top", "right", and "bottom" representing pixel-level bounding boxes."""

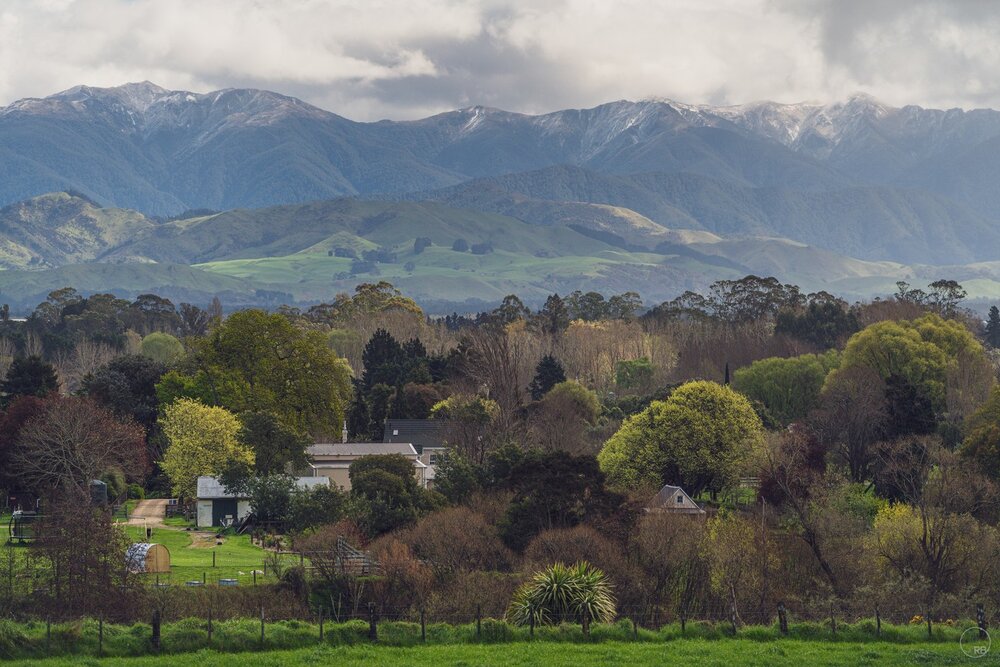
[{"left": 3, "top": 82, "right": 1000, "bottom": 309}]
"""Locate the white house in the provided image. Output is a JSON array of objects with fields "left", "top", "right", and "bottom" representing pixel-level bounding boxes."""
[
  {"left": 195, "top": 475, "right": 330, "bottom": 528},
  {"left": 646, "top": 484, "right": 706, "bottom": 515}
]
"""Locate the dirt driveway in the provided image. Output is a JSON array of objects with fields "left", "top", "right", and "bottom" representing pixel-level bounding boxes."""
[{"left": 126, "top": 499, "right": 168, "bottom": 527}]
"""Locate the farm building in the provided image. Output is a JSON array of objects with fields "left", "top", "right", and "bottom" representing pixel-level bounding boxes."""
[
  {"left": 195, "top": 476, "right": 329, "bottom": 528},
  {"left": 646, "top": 485, "right": 706, "bottom": 514},
  {"left": 125, "top": 543, "right": 170, "bottom": 573}
]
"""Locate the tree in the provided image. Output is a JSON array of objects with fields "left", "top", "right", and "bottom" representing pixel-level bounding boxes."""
[
  {"left": 493, "top": 295, "right": 530, "bottom": 324},
  {"left": 188, "top": 310, "right": 352, "bottom": 437},
  {"left": 702, "top": 510, "right": 777, "bottom": 626},
  {"left": 0, "top": 395, "right": 47, "bottom": 492},
  {"left": 452, "top": 238, "right": 469, "bottom": 252},
  {"left": 160, "top": 398, "right": 252, "bottom": 497},
  {"left": 431, "top": 394, "right": 501, "bottom": 463},
  {"left": 349, "top": 453, "right": 429, "bottom": 536},
  {"left": 986, "top": 306, "right": 1000, "bottom": 348},
  {"left": 528, "top": 354, "right": 566, "bottom": 400},
  {"left": 732, "top": 350, "right": 839, "bottom": 425},
  {"left": 775, "top": 298, "right": 859, "bottom": 349},
  {"left": 536, "top": 294, "right": 570, "bottom": 335},
  {"left": 506, "top": 562, "right": 616, "bottom": 629},
  {"left": 962, "top": 385, "right": 1000, "bottom": 477},
  {"left": 140, "top": 332, "right": 184, "bottom": 365},
  {"left": 1, "top": 355, "right": 59, "bottom": 406},
  {"left": 927, "top": 279, "right": 967, "bottom": 317},
  {"left": 598, "top": 381, "right": 764, "bottom": 495},
  {"left": 238, "top": 411, "right": 311, "bottom": 476},
  {"left": 83, "top": 355, "right": 166, "bottom": 435},
  {"left": 499, "top": 452, "right": 625, "bottom": 552},
  {"left": 614, "top": 357, "right": 654, "bottom": 391},
  {"left": 810, "top": 365, "right": 888, "bottom": 483},
  {"left": 179, "top": 302, "right": 211, "bottom": 337},
  {"left": 528, "top": 381, "right": 602, "bottom": 454},
  {"left": 831, "top": 313, "right": 985, "bottom": 416},
  {"left": 413, "top": 237, "right": 432, "bottom": 254},
  {"left": 12, "top": 396, "right": 147, "bottom": 500}
]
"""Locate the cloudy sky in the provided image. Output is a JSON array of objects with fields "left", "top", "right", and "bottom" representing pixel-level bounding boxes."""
[{"left": 1, "top": 0, "right": 998, "bottom": 120}]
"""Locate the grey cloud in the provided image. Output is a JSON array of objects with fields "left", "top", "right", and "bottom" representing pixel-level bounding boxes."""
[{"left": 2, "top": 0, "right": 1000, "bottom": 120}]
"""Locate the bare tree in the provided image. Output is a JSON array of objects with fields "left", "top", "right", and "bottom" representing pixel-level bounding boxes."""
[
  {"left": 12, "top": 396, "right": 147, "bottom": 500},
  {"left": 811, "top": 365, "right": 888, "bottom": 483}
]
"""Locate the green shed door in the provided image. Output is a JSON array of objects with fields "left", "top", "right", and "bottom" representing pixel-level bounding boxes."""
[{"left": 212, "top": 499, "right": 238, "bottom": 527}]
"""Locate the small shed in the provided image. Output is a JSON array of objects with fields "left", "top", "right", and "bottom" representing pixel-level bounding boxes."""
[
  {"left": 125, "top": 543, "right": 170, "bottom": 573},
  {"left": 647, "top": 485, "right": 706, "bottom": 514}
]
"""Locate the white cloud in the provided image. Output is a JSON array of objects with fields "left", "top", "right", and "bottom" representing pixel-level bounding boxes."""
[{"left": 0, "top": 0, "right": 998, "bottom": 120}]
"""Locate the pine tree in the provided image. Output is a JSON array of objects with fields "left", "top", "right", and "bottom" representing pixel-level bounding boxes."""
[
  {"left": 987, "top": 306, "right": 1000, "bottom": 348},
  {"left": 528, "top": 354, "right": 567, "bottom": 401}
]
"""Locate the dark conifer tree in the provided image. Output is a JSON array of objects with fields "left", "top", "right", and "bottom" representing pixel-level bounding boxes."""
[
  {"left": 986, "top": 305, "right": 1000, "bottom": 348},
  {"left": 528, "top": 354, "right": 567, "bottom": 401}
]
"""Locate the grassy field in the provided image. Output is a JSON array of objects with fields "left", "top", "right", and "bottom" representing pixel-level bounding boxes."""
[
  {"left": 119, "top": 525, "right": 301, "bottom": 586},
  {"left": 4, "top": 639, "right": 993, "bottom": 666}
]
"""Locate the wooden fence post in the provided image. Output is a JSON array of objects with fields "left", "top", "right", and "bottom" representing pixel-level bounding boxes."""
[
  {"left": 46, "top": 618, "right": 51, "bottom": 651},
  {"left": 632, "top": 617, "right": 638, "bottom": 640},
  {"left": 319, "top": 608, "right": 324, "bottom": 642},
  {"left": 777, "top": 602, "right": 788, "bottom": 635},
  {"left": 151, "top": 609, "right": 161, "bottom": 652},
  {"left": 978, "top": 603, "right": 987, "bottom": 639},
  {"left": 212, "top": 551, "right": 216, "bottom": 568},
  {"left": 421, "top": 608, "right": 426, "bottom": 643},
  {"left": 829, "top": 602, "right": 836, "bottom": 636},
  {"left": 98, "top": 616, "right": 103, "bottom": 657},
  {"left": 476, "top": 604, "right": 481, "bottom": 639},
  {"left": 529, "top": 608, "right": 535, "bottom": 638},
  {"left": 875, "top": 604, "right": 881, "bottom": 638},
  {"left": 260, "top": 604, "right": 265, "bottom": 647},
  {"left": 253, "top": 570, "right": 257, "bottom": 587},
  {"left": 368, "top": 603, "right": 378, "bottom": 642},
  {"left": 208, "top": 608, "right": 213, "bottom": 643}
]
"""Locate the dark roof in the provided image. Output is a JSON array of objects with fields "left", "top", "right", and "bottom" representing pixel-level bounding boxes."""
[{"left": 383, "top": 419, "right": 445, "bottom": 453}]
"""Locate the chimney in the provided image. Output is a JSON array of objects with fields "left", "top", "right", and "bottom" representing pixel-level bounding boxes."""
[{"left": 342, "top": 420, "right": 348, "bottom": 444}]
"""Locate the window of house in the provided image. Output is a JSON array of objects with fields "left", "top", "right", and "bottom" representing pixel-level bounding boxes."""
[
  {"left": 393, "top": 429, "right": 399, "bottom": 436},
  {"left": 429, "top": 454, "right": 439, "bottom": 465},
  {"left": 676, "top": 495, "right": 683, "bottom": 503}
]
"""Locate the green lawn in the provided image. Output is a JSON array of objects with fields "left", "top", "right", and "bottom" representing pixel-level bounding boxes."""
[
  {"left": 121, "top": 526, "right": 301, "bottom": 586},
  {"left": 6, "top": 639, "right": 994, "bottom": 666}
]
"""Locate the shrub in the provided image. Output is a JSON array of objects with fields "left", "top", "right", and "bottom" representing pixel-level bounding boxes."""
[
  {"left": 506, "top": 562, "right": 616, "bottom": 628},
  {"left": 127, "top": 483, "right": 145, "bottom": 500}
]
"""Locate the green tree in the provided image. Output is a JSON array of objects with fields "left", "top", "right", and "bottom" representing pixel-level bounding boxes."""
[
  {"left": 140, "top": 332, "right": 184, "bottom": 365},
  {"left": 189, "top": 310, "right": 352, "bottom": 437},
  {"left": 1, "top": 355, "right": 59, "bottom": 406},
  {"left": 349, "top": 453, "right": 431, "bottom": 536},
  {"left": 598, "top": 380, "right": 764, "bottom": 494},
  {"left": 830, "top": 313, "right": 985, "bottom": 415},
  {"left": 614, "top": 357, "right": 654, "bottom": 391},
  {"left": 536, "top": 294, "right": 570, "bottom": 334},
  {"left": 160, "top": 398, "right": 252, "bottom": 497},
  {"left": 238, "top": 411, "right": 311, "bottom": 475},
  {"left": 499, "top": 453, "right": 624, "bottom": 552},
  {"left": 986, "top": 306, "right": 1000, "bottom": 348},
  {"left": 732, "top": 350, "right": 839, "bottom": 425},
  {"left": 962, "top": 386, "right": 1000, "bottom": 477},
  {"left": 529, "top": 354, "right": 567, "bottom": 400}
]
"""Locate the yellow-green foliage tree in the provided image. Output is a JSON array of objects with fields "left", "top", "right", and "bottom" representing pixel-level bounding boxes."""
[
  {"left": 160, "top": 398, "right": 252, "bottom": 497},
  {"left": 166, "top": 310, "right": 352, "bottom": 438},
  {"left": 830, "top": 314, "right": 984, "bottom": 413},
  {"left": 598, "top": 380, "right": 764, "bottom": 495}
]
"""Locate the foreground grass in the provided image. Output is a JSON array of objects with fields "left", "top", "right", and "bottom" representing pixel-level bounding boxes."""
[
  {"left": 6, "top": 640, "right": 995, "bottom": 667},
  {"left": 0, "top": 617, "right": 992, "bottom": 662}
]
